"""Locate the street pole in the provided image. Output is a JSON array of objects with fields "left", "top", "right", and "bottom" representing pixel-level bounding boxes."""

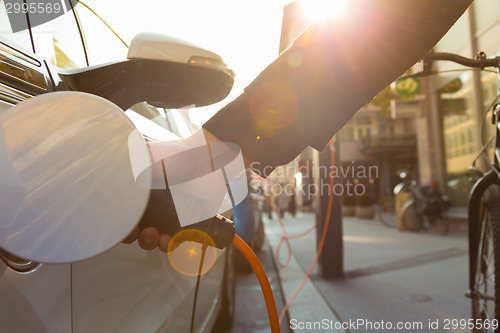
[{"left": 315, "top": 139, "right": 343, "bottom": 278}]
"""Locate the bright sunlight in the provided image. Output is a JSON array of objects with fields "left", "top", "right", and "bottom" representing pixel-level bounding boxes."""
[{"left": 302, "top": 0, "right": 349, "bottom": 21}]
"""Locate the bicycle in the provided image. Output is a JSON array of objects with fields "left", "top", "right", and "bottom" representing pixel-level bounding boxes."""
[
  {"left": 400, "top": 180, "right": 451, "bottom": 235},
  {"left": 406, "top": 51, "right": 500, "bottom": 331}
]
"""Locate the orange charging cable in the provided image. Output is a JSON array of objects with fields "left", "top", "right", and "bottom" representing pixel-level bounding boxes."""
[
  {"left": 240, "top": 141, "right": 335, "bottom": 330},
  {"left": 233, "top": 234, "right": 281, "bottom": 333}
]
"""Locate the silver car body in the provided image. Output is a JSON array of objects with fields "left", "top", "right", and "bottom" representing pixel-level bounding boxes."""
[{"left": 0, "top": 2, "right": 230, "bottom": 332}]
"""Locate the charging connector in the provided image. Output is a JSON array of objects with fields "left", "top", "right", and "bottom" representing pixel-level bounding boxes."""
[
  {"left": 138, "top": 188, "right": 235, "bottom": 250},
  {"left": 138, "top": 189, "right": 279, "bottom": 331},
  {"left": 173, "top": 214, "right": 235, "bottom": 249}
]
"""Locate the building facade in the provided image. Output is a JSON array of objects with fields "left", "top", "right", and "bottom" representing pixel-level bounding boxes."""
[
  {"left": 424, "top": 0, "right": 500, "bottom": 206},
  {"left": 339, "top": 0, "right": 500, "bottom": 208}
]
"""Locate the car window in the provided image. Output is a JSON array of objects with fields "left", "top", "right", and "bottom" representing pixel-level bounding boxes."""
[
  {"left": 126, "top": 103, "right": 180, "bottom": 142},
  {"left": 74, "top": 2, "right": 128, "bottom": 66},
  {"left": 125, "top": 110, "right": 180, "bottom": 142},
  {"left": 168, "top": 109, "right": 193, "bottom": 138},
  {"left": 0, "top": 1, "right": 34, "bottom": 53},
  {"left": 29, "top": 10, "right": 87, "bottom": 69}
]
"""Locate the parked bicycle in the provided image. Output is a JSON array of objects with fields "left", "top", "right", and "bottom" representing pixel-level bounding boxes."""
[
  {"left": 406, "top": 51, "right": 500, "bottom": 331},
  {"left": 400, "top": 180, "right": 451, "bottom": 235}
]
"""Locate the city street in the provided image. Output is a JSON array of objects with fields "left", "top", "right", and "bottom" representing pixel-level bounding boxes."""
[{"left": 262, "top": 212, "right": 470, "bottom": 333}]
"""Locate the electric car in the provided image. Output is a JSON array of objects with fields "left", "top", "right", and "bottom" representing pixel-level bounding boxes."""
[{"left": 0, "top": 2, "right": 237, "bottom": 332}]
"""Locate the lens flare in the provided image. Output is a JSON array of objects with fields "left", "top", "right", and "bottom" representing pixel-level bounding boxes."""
[
  {"left": 167, "top": 229, "right": 217, "bottom": 276},
  {"left": 302, "top": 0, "right": 349, "bottom": 21}
]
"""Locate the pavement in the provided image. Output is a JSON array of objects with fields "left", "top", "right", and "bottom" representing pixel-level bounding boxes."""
[{"left": 263, "top": 211, "right": 471, "bottom": 333}]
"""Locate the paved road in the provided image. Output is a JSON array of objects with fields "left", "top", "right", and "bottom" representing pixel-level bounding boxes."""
[{"left": 265, "top": 212, "right": 471, "bottom": 333}]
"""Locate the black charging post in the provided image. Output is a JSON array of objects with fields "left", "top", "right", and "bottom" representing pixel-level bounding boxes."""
[{"left": 315, "top": 138, "right": 344, "bottom": 279}]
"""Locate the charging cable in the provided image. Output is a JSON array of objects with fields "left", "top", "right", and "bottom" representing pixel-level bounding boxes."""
[
  {"left": 179, "top": 222, "right": 281, "bottom": 333},
  {"left": 233, "top": 234, "right": 281, "bottom": 332},
  {"left": 155, "top": 142, "right": 335, "bottom": 333},
  {"left": 165, "top": 214, "right": 280, "bottom": 333}
]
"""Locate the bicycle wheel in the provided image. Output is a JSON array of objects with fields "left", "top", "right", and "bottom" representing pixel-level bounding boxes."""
[
  {"left": 401, "top": 199, "right": 423, "bottom": 231},
  {"left": 471, "top": 185, "right": 500, "bottom": 331},
  {"left": 377, "top": 197, "right": 397, "bottom": 228}
]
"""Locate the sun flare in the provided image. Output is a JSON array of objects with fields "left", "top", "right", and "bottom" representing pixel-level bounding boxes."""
[{"left": 302, "top": 0, "right": 349, "bottom": 21}]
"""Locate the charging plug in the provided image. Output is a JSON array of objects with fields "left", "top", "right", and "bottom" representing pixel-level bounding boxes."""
[
  {"left": 137, "top": 189, "right": 235, "bottom": 250},
  {"left": 177, "top": 214, "right": 235, "bottom": 249}
]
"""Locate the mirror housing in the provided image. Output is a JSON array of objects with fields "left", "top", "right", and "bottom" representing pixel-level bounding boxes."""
[
  {"left": 127, "top": 32, "right": 225, "bottom": 66},
  {"left": 0, "top": 92, "right": 151, "bottom": 263},
  {"left": 58, "top": 33, "right": 234, "bottom": 110}
]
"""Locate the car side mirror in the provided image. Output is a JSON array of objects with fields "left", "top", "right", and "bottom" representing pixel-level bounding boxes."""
[
  {"left": 0, "top": 92, "right": 151, "bottom": 263},
  {"left": 58, "top": 32, "right": 234, "bottom": 110}
]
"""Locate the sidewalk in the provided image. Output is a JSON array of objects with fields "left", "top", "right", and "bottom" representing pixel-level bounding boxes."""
[{"left": 264, "top": 212, "right": 470, "bottom": 333}]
